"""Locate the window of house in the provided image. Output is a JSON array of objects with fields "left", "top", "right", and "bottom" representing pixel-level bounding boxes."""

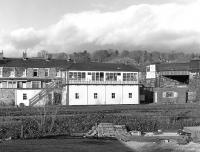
[
  {"left": 8, "top": 81, "right": 12, "bottom": 88},
  {"left": 33, "top": 69, "right": 38, "bottom": 77},
  {"left": 45, "top": 68, "right": 49, "bottom": 77},
  {"left": 146, "top": 66, "right": 150, "bottom": 72},
  {"left": 10, "top": 69, "right": 15, "bottom": 77},
  {"left": 12, "top": 81, "right": 17, "bottom": 88},
  {"left": 56, "top": 70, "right": 61, "bottom": 77},
  {"left": 94, "top": 93, "right": 98, "bottom": 99},
  {"left": 112, "top": 93, "right": 115, "bottom": 99},
  {"left": 17, "top": 81, "right": 26, "bottom": 88},
  {"left": 75, "top": 93, "right": 79, "bottom": 99},
  {"left": 22, "top": 69, "right": 27, "bottom": 77},
  {"left": 23, "top": 93, "right": 27, "bottom": 100},
  {"left": 129, "top": 93, "right": 132, "bottom": 98},
  {"left": 32, "top": 81, "right": 41, "bottom": 89},
  {"left": 22, "top": 82, "right": 26, "bottom": 88},
  {"left": 0, "top": 68, "right": 2, "bottom": 77}
]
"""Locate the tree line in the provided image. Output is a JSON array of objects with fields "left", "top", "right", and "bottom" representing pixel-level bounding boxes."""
[{"left": 37, "top": 49, "right": 200, "bottom": 66}]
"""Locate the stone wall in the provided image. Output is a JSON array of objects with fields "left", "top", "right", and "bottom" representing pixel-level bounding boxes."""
[
  {"left": 26, "top": 68, "right": 56, "bottom": 78},
  {"left": 154, "top": 87, "right": 188, "bottom": 104},
  {"left": 188, "top": 73, "right": 200, "bottom": 103},
  {"left": 0, "top": 89, "right": 15, "bottom": 106}
]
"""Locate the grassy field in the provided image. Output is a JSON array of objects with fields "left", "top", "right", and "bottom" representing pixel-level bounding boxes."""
[{"left": 0, "top": 137, "right": 134, "bottom": 152}]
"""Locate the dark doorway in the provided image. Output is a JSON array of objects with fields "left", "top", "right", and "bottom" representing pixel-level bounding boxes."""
[{"left": 54, "top": 92, "right": 62, "bottom": 105}]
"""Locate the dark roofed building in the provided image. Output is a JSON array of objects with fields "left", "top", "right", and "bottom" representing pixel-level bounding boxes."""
[
  {"left": 156, "top": 62, "right": 190, "bottom": 72},
  {"left": 0, "top": 56, "right": 140, "bottom": 107},
  {"left": 0, "top": 57, "right": 139, "bottom": 72}
]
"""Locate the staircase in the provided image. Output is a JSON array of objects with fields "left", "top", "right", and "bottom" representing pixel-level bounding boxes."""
[{"left": 29, "top": 81, "right": 61, "bottom": 106}]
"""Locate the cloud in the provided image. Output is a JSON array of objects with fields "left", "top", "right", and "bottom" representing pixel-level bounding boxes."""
[
  {"left": 10, "top": 28, "right": 44, "bottom": 49},
  {"left": 1, "top": 0, "right": 200, "bottom": 56}
]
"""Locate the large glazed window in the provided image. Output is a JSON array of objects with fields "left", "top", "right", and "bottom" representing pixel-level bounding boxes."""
[
  {"left": 123, "top": 73, "right": 137, "bottom": 81},
  {"left": 91, "top": 72, "right": 104, "bottom": 81},
  {"left": 69, "top": 72, "right": 86, "bottom": 81},
  {"left": 106, "top": 73, "right": 117, "bottom": 81}
]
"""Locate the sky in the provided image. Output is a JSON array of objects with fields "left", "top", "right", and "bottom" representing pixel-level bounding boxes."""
[{"left": 0, "top": 0, "right": 200, "bottom": 57}]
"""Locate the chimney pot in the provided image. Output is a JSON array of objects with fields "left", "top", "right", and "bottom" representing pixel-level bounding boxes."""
[{"left": 0, "top": 50, "right": 3, "bottom": 60}]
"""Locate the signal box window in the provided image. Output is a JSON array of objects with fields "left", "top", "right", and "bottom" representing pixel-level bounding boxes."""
[
  {"left": 75, "top": 93, "right": 79, "bottom": 99},
  {"left": 112, "top": 93, "right": 115, "bottom": 99},
  {"left": 129, "top": 93, "right": 132, "bottom": 98},
  {"left": 94, "top": 93, "right": 98, "bottom": 99}
]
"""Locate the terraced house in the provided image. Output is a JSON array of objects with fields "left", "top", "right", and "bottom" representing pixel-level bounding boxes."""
[{"left": 0, "top": 52, "right": 140, "bottom": 106}]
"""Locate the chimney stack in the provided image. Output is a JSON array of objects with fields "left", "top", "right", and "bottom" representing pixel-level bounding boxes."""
[
  {"left": 45, "top": 53, "right": 52, "bottom": 61},
  {"left": 67, "top": 54, "right": 72, "bottom": 62},
  {"left": 22, "top": 51, "right": 27, "bottom": 60},
  {"left": 0, "top": 50, "right": 3, "bottom": 60}
]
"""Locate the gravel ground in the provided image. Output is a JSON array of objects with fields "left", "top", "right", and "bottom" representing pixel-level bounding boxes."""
[{"left": 122, "top": 141, "right": 200, "bottom": 152}]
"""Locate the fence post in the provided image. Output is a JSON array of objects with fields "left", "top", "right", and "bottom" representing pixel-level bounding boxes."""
[{"left": 20, "top": 124, "right": 24, "bottom": 139}]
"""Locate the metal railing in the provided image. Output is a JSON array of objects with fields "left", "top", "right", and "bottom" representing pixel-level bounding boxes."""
[{"left": 66, "top": 80, "right": 139, "bottom": 84}]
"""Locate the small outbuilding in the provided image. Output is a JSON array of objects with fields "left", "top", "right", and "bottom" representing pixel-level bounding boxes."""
[{"left": 154, "top": 86, "right": 188, "bottom": 104}]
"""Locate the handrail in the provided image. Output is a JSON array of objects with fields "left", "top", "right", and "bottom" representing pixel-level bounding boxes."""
[
  {"left": 29, "top": 81, "right": 59, "bottom": 106},
  {"left": 65, "top": 80, "right": 139, "bottom": 84}
]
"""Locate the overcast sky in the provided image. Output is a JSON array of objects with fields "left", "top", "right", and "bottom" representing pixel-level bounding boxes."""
[{"left": 0, "top": 0, "right": 200, "bottom": 56}]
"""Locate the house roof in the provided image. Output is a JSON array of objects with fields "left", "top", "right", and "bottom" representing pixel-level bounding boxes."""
[
  {"left": 0, "top": 58, "right": 68, "bottom": 68},
  {"left": 156, "top": 62, "right": 190, "bottom": 72},
  {"left": 0, "top": 58, "right": 139, "bottom": 72},
  {"left": 190, "top": 59, "right": 200, "bottom": 72}
]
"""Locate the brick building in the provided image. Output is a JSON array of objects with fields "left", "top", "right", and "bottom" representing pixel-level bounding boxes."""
[{"left": 0, "top": 52, "right": 140, "bottom": 106}]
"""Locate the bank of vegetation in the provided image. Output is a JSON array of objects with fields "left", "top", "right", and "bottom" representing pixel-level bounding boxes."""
[{"left": 1, "top": 104, "right": 200, "bottom": 139}]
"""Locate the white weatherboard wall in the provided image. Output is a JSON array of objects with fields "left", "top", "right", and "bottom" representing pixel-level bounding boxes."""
[
  {"left": 15, "top": 89, "right": 41, "bottom": 106},
  {"left": 88, "top": 85, "right": 106, "bottom": 105},
  {"left": 122, "top": 85, "right": 139, "bottom": 104},
  {"left": 105, "top": 85, "right": 122, "bottom": 104},
  {"left": 146, "top": 64, "right": 156, "bottom": 79},
  {"left": 69, "top": 85, "right": 88, "bottom": 105},
  {"left": 68, "top": 85, "right": 139, "bottom": 105}
]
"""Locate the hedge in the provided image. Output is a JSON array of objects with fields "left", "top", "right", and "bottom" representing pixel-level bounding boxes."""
[{"left": 1, "top": 112, "right": 200, "bottom": 139}]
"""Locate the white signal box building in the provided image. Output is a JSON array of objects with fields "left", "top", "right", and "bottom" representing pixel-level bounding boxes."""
[{"left": 61, "top": 63, "right": 140, "bottom": 105}]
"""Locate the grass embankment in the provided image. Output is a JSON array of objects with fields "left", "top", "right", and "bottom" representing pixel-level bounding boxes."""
[
  {"left": 1, "top": 104, "right": 200, "bottom": 139},
  {"left": 1, "top": 137, "right": 133, "bottom": 152}
]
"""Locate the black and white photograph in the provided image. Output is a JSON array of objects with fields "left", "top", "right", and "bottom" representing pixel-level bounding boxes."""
[{"left": 0, "top": 0, "right": 200, "bottom": 151}]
